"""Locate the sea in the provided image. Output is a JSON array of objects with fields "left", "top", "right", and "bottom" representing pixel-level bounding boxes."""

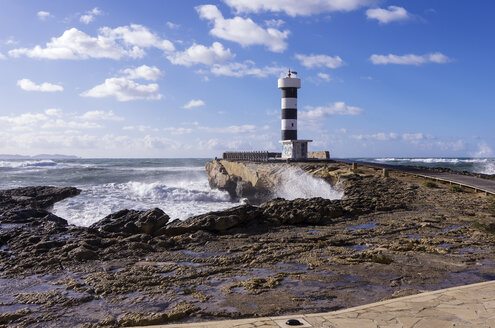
[
  {"left": 1, "top": 157, "right": 493, "bottom": 227},
  {"left": 0, "top": 158, "right": 341, "bottom": 227}
]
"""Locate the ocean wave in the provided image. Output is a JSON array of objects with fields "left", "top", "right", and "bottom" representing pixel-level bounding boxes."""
[
  {"left": 123, "top": 181, "right": 231, "bottom": 202},
  {"left": 53, "top": 179, "right": 237, "bottom": 226},
  {"left": 0, "top": 160, "right": 57, "bottom": 168},
  {"left": 275, "top": 167, "right": 343, "bottom": 200},
  {"left": 112, "top": 166, "right": 206, "bottom": 172},
  {"left": 475, "top": 162, "right": 495, "bottom": 175},
  {"left": 372, "top": 158, "right": 490, "bottom": 164}
]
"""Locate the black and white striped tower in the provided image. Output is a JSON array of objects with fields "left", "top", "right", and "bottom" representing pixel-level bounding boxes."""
[{"left": 278, "top": 69, "right": 301, "bottom": 141}]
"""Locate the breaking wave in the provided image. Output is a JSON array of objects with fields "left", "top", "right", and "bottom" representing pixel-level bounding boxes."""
[
  {"left": 0, "top": 160, "right": 57, "bottom": 168},
  {"left": 53, "top": 179, "right": 237, "bottom": 227},
  {"left": 275, "top": 167, "right": 343, "bottom": 200},
  {"left": 366, "top": 157, "right": 495, "bottom": 175}
]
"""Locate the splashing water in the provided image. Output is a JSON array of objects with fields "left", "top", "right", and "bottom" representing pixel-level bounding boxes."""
[{"left": 274, "top": 167, "right": 343, "bottom": 200}]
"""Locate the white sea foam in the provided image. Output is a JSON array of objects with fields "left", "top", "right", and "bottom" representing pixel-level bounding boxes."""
[
  {"left": 0, "top": 160, "right": 57, "bottom": 168},
  {"left": 476, "top": 162, "right": 495, "bottom": 175},
  {"left": 373, "top": 158, "right": 490, "bottom": 164},
  {"left": 275, "top": 167, "right": 343, "bottom": 200},
  {"left": 53, "top": 178, "right": 238, "bottom": 227}
]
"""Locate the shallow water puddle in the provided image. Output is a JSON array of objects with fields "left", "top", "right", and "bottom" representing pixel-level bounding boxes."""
[{"left": 346, "top": 221, "right": 377, "bottom": 231}]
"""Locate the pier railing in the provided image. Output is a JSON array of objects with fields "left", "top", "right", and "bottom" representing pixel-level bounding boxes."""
[{"left": 222, "top": 151, "right": 281, "bottom": 162}]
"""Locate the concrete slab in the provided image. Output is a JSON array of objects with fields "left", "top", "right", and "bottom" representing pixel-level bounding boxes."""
[{"left": 131, "top": 280, "right": 495, "bottom": 328}]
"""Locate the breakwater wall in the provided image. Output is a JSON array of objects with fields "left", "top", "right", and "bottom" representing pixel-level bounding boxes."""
[{"left": 205, "top": 159, "right": 347, "bottom": 203}]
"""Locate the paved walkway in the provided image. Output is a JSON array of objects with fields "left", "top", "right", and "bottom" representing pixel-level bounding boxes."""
[
  {"left": 337, "top": 159, "right": 495, "bottom": 195},
  {"left": 135, "top": 280, "right": 495, "bottom": 328}
]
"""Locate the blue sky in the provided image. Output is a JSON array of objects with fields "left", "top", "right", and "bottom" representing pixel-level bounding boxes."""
[{"left": 0, "top": 0, "right": 494, "bottom": 158}]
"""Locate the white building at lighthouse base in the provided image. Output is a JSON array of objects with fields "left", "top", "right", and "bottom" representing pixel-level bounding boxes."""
[{"left": 280, "top": 139, "right": 313, "bottom": 159}]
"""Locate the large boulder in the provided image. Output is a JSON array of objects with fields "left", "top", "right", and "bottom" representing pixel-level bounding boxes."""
[
  {"left": 162, "top": 204, "right": 260, "bottom": 235},
  {"left": 0, "top": 208, "right": 67, "bottom": 226},
  {"left": 91, "top": 208, "right": 169, "bottom": 236},
  {"left": 0, "top": 186, "right": 81, "bottom": 212},
  {"left": 260, "top": 197, "right": 344, "bottom": 225}
]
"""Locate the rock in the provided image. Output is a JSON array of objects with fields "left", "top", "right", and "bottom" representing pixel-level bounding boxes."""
[
  {"left": 205, "top": 159, "right": 288, "bottom": 203},
  {"left": 69, "top": 246, "right": 98, "bottom": 261},
  {"left": 91, "top": 208, "right": 169, "bottom": 236},
  {"left": 162, "top": 204, "right": 259, "bottom": 235},
  {"left": 0, "top": 208, "right": 67, "bottom": 226},
  {"left": 0, "top": 308, "right": 31, "bottom": 324},
  {"left": 116, "top": 302, "right": 198, "bottom": 326},
  {"left": 260, "top": 197, "right": 344, "bottom": 225},
  {"left": 0, "top": 186, "right": 80, "bottom": 212}
]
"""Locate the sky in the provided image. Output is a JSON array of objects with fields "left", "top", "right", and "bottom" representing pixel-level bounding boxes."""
[{"left": 0, "top": 0, "right": 494, "bottom": 158}]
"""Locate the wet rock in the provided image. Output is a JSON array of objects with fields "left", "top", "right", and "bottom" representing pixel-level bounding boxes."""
[
  {"left": 205, "top": 159, "right": 238, "bottom": 198},
  {"left": 69, "top": 246, "right": 98, "bottom": 261},
  {"left": 116, "top": 302, "right": 198, "bottom": 326},
  {"left": 91, "top": 208, "right": 169, "bottom": 236},
  {"left": 0, "top": 186, "right": 80, "bottom": 212},
  {"left": 260, "top": 197, "right": 344, "bottom": 225},
  {"left": 0, "top": 308, "right": 31, "bottom": 324},
  {"left": 0, "top": 208, "right": 67, "bottom": 226},
  {"left": 163, "top": 204, "right": 259, "bottom": 235},
  {"left": 222, "top": 273, "right": 287, "bottom": 294}
]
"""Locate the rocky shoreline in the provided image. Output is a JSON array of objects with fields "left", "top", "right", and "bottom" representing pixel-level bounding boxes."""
[{"left": 1, "top": 162, "right": 495, "bottom": 327}]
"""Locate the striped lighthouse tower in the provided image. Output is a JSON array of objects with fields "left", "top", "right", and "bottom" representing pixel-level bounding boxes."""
[
  {"left": 278, "top": 70, "right": 312, "bottom": 160},
  {"left": 278, "top": 69, "right": 300, "bottom": 140}
]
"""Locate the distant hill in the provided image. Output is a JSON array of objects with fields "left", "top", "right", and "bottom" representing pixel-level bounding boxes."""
[{"left": 0, "top": 154, "right": 79, "bottom": 160}]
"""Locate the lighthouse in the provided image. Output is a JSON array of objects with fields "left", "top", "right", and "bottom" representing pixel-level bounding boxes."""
[{"left": 278, "top": 70, "right": 312, "bottom": 159}]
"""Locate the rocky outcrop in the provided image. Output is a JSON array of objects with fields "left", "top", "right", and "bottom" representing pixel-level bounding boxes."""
[
  {"left": 90, "top": 208, "right": 170, "bottom": 236},
  {"left": 205, "top": 159, "right": 306, "bottom": 203},
  {"left": 0, "top": 186, "right": 80, "bottom": 212},
  {"left": 205, "top": 159, "right": 276, "bottom": 202}
]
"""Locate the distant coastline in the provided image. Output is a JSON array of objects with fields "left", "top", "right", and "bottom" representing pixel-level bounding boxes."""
[{"left": 0, "top": 153, "right": 79, "bottom": 160}]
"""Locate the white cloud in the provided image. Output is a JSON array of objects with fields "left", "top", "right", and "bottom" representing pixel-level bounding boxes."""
[
  {"left": 370, "top": 52, "right": 452, "bottom": 65},
  {"left": 166, "top": 21, "right": 180, "bottom": 29},
  {"left": 121, "top": 65, "right": 163, "bottom": 81},
  {"left": 41, "top": 119, "right": 102, "bottom": 130},
  {"left": 45, "top": 108, "right": 62, "bottom": 116},
  {"left": 473, "top": 142, "right": 493, "bottom": 157},
  {"left": 366, "top": 6, "right": 409, "bottom": 24},
  {"left": 317, "top": 72, "right": 331, "bottom": 81},
  {"left": 0, "top": 113, "right": 49, "bottom": 128},
  {"left": 80, "top": 7, "right": 102, "bottom": 24},
  {"left": 265, "top": 19, "right": 285, "bottom": 27},
  {"left": 0, "top": 52, "right": 6, "bottom": 60},
  {"left": 123, "top": 125, "right": 156, "bottom": 132},
  {"left": 402, "top": 133, "right": 432, "bottom": 142},
  {"left": 223, "top": 0, "right": 372, "bottom": 16},
  {"left": 5, "top": 38, "right": 18, "bottom": 46},
  {"left": 196, "top": 5, "right": 289, "bottom": 52},
  {"left": 352, "top": 132, "right": 437, "bottom": 143},
  {"left": 9, "top": 24, "right": 173, "bottom": 60},
  {"left": 183, "top": 99, "right": 205, "bottom": 109},
  {"left": 434, "top": 140, "right": 465, "bottom": 152},
  {"left": 301, "top": 102, "right": 363, "bottom": 120},
  {"left": 37, "top": 11, "right": 51, "bottom": 21},
  {"left": 210, "top": 60, "right": 286, "bottom": 78},
  {"left": 101, "top": 24, "right": 174, "bottom": 52},
  {"left": 78, "top": 110, "right": 123, "bottom": 121},
  {"left": 164, "top": 127, "right": 193, "bottom": 135},
  {"left": 167, "top": 42, "right": 234, "bottom": 66},
  {"left": 352, "top": 132, "right": 399, "bottom": 141},
  {"left": 81, "top": 77, "right": 162, "bottom": 102},
  {"left": 295, "top": 54, "right": 344, "bottom": 69},
  {"left": 199, "top": 124, "right": 257, "bottom": 134},
  {"left": 17, "top": 78, "right": 63, "bottom": 92},
  {"left": 0, "top": 110, "right": 115, "bottom": 132}
]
